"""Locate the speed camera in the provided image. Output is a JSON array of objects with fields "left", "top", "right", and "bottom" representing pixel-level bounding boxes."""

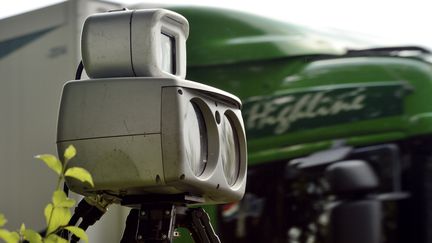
[
  {"left": 57, "top": 9, "right": 247, "bottom": 204},
  {"left": 81, "top": 8, "right": 188, "bottom": 79}
]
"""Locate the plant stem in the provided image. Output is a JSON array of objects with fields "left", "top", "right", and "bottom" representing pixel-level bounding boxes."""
[{"left": 45, "top": 158, "right": 69, "bottom": 237}]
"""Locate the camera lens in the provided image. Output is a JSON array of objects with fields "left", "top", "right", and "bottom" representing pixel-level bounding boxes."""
[
  {"left": 221, "top": 112, "right": 241, "bottom": 186},
  {"left": 183, "top": 100, "right": 208, "bottom": 177},
  {"left": 160, "top": 32, "right": 175, "bottom": 74}
]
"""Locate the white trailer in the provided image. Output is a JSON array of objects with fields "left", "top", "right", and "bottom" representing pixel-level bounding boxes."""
[{"left": 0, "top": 0, "right": 131, "bottom": 241}]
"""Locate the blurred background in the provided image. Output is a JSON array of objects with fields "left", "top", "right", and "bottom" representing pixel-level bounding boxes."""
[
  {"left": 2, "top": 1, "right": 432, "bottom": 243},
  {"left": 2, "top": 0, "right": 432, "bottom": 49}
]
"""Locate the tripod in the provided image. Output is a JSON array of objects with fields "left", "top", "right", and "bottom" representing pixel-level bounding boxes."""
[{"left": 120, "top": 194, "right": 221, "bottom": 243}]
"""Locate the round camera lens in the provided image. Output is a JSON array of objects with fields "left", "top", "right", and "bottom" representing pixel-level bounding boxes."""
[
  {"left": 183, "top": 100, "right": 208, "bottom": 177},
  {"left": 221, "top": 112, "right": 241, "bottom": 186}
]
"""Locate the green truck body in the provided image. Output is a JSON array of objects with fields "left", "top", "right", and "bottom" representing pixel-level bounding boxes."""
[
  {"left": 169, "top": 6, "right": 432, "bottom": 243},
  {"left": 3, "top": 3, "right": 431, "bottom": 242}
]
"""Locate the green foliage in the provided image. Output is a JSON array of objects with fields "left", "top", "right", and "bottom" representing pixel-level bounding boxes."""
[
  {"left": 0, "top": 145, "right": 94, "bottom": 243},
  {"left": 65, "top": 168, "right": 94, "bottom": 187},
  {"left": 44, "top": 204, "right": 71, "bottom": 235},
  {"left": 64, "top": 146, "right": 76, "bottom": 161},
  {"left": 0, "top": 229, "right": 19, "bottom": 243},
  {"left": 22, "top": 229, "right": 42, "bottom": 243},
  {"left": 34, "top": 154, "right": 62, "bottom": 176},
  {"left": 0, "top": 214, "right": 6, "bottom": 227},
  {"left": 52, "top": 191, "right": 75, "bottom": 208},
  {"left": 64, "top": 226, "right": 88, "bottom": 243},
  {"left": 45, "top": 234, "right": 68, "bottom": 243}
]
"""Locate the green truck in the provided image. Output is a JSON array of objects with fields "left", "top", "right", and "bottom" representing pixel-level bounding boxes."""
[
  {"left": 2, "top": 1, "right": 431, "bottom": 242},
  {"left": 168, "top": 6, "right": 432, "bottom": 243}
]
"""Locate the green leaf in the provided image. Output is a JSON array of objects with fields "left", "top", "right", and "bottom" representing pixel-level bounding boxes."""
[
  {"left": 44, "top": 234, "right": 68, "bottom": 243},
  {"left": 0, "top": 229, "right": 19, "bottom": 243},
  {"left": 64, "top": 145, "right": 76, "bottom": 161},
  {"left": 44, "top": 204, "right": 71, "bottom": 235},
  {"left": 64, "top": 226, "right": 88, "bottom": 243},
  {"left": 52, "top": 190, "right": 75, "bottom": 208},
  {"left": 65, "top": 167, "right": 94, "bottom": 187},
  {"left": 44, "top": 203, "right": 53, "bottom": 226},
  {"left": 23, "top": 229, "right": 42, "bottom": 243},
  {"left": 34, "top": 154, "right": 62, "bottom": 175},
  {"left": 19, "top": 223, "right": 25, "bottom": 235},
  {"left": 0, "top": 213, "right": 7, "bottom": 227}
]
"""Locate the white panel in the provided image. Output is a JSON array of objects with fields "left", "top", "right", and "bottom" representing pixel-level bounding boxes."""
[{"left": 0, "top": 2, "right": 67, "bottom": 42}]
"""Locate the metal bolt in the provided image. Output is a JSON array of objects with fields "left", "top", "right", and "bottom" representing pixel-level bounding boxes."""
[
  {"left": 140, "top": 211, "right": 146, "bottom": 216},
  {"left": 162, "top": 234, "right": 167, "bottom": 239},
  {"left": 137, "top": 235, "right": 143, "bottom": 240},
  {"left": 165, "top": 210, "right": 170, "bottom": 215}
]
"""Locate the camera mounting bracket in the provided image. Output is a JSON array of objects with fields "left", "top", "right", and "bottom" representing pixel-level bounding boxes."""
[{"left": 120, "top": 194, "right": 220, "bottom": 243}]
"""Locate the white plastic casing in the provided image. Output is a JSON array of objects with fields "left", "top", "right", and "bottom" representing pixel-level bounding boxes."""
[
  {"left": 81, "top": 9, "right": 189, "bottom": 79},
  {"left": 57, "top": 77, "right": 247, "bottom": 204}
]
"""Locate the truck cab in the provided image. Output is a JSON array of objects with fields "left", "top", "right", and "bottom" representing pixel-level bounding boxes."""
[{"left": 168, "top": 6, "right": 432, "bottom": 243}]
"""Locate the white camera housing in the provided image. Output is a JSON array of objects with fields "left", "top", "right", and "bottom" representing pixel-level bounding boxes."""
[
  {"left": 81, "top": 9, "right": 188, "bottom": 79},
  {"left": 57, "top": 9, "right": 247, "bottom": 204},
  {"left": 57, "top": 78, "right": 247, "bottom": 204}
]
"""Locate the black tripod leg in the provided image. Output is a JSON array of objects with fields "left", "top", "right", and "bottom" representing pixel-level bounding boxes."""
[
  {"left": 121, "top": 209, "right": 139, "bottom": 243},
  {"left": 185, "top": 208, "right": 221, "bottom": 243},
  {"left": 120, "top": 204, "right": 220, "bottom": 243}
]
